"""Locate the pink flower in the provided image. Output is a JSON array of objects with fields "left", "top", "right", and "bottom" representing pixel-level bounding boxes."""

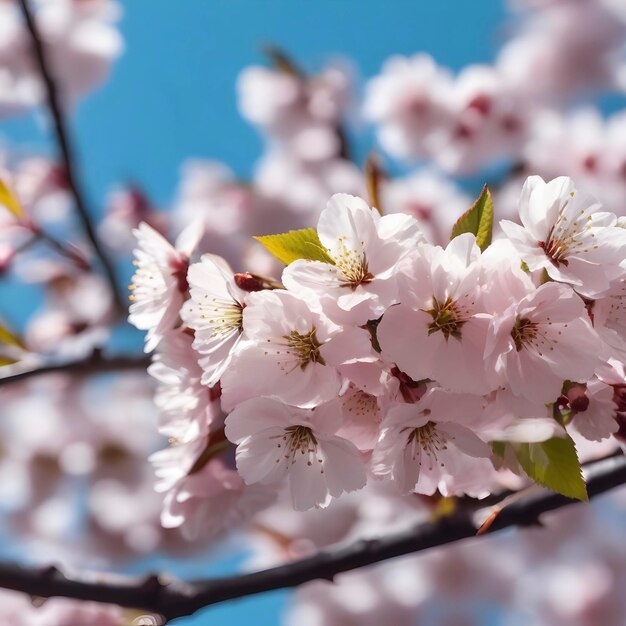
[
  {"left": 237, "top": 63, "right": 349, "bottom": 162},
  {"left": 254, "top": 151, "right": 365, "bottom": 217},
  {"left": 380, "top": 169, "right": 471, "bottom": 246},
  {"left": 283, "top": 193, "right": 424, "bottom": 324},
  {"left": 377, "top": 234, "right": 493, "bottom": 394},
  {"left": 336, "top": 384, "right": 383, "bottom": 452},
  {"left": 363, "top": 54, "right": 453, "bottom": 160},
  {"left": 500, "top": 176, "right": 626, "bottom": 297},
  {"left": 225, "top": 397, "right": 367, "bottom": 510},
  {"left": 148, "top": 330, "right": 222, "bottom": 443},
  {"left": 161, "top": 456, "right": 275, "bottom": 541},
  {"left": 485, "top": 281, "right": 603, "bottom": 403},
  {"left": 592, "top": 278, "right": 626, "bottom": 363},
  {"left": 220, "top": 290, "right": 374, "bottom": 410},
  {"left": 0, "top": 0, "right": 123, "bottom": 117},
  {"left": 129, "top": 221, "right": 203, "bottom": 352},
  {"left": 181, "top": 253, "right": 247, "bottom": 386},
  {"left": 429, "top": 65, "right": 529, "bottom": 175},
  {"left": 568, "top": 379, "right": 618, "bottom": 442},
  {"left": 371, "top": 388, "right": 493, "bottom": 497}
]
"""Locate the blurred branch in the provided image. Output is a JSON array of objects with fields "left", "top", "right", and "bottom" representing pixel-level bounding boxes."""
[
  {"left": 0, "top": 350, "right": 150, "bottom": 387},
  {"left": 32, "top": 228, "right": 92, "bottom": 270},
  {"left": 17, "top": 0, "right": 126, "bottom": 315},
  {"left": 0, "top": 453, "right": 622, "bottom": 622}
]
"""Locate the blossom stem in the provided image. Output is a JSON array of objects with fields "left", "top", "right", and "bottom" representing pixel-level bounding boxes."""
[
  {"left": 17, "top": 0, "right": 126, "bottom": 315},
  {"left": 0, "top": 350, "right": 150, "bottom": 387}
]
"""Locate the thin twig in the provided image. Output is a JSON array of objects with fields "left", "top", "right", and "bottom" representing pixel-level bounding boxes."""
[
  {"left": 0, "top": 350, "right": 150, "bottom": 387},
  {"left": 33, "top": 228, "right": 91, "bottom": 270},
  {"left": 17, "top": 0, "right": 125, "bottom": 314},
  {"left": 0, "top": 453, "right": 621, "bottom": 621}
]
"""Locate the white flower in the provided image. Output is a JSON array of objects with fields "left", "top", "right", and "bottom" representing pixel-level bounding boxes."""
[
  {"left": 372, "top": 388, "right": 493, "bottom": 497},
  {"left": 181, "top": 253, "right": 247, "bottom": 387},
  {"left": 363, "top": 53, "right": 453, "bottom": 160},
  {"left": 485, "top": 281, "right": 603, "bottom": 403},
  {"left": 148, "top": 330, "right": 222, "bottom": 443},
  {"left": 380, "top": 168, "right": 471, "bottom": 246},
  {"left": 378, "top": 234, "right": 494, "bottom": 394},
  {"left": 500, "top": 176, "right": 626, "bottom": 297},
  {"left": 220, "top": 289, "right": 373, "bottom": 410},
  {"left": 128, "top": 221, "right": 202, "bottom": 351},
  {"left": 225, "top": 397, "right": 367, "bottom": 510},
  {"left": 592, "top": 278, "right": 626, "bottom": 363},
  {"left": 161, "top": 457, "right": 275, "bottom": 541},
  {"left": 283, "top": 193, "right": 424, "bottom": 324}
]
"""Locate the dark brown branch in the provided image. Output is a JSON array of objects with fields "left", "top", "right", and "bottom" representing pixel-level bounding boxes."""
[
  {"left": 0, "top": 350, "right": 150, "bottom": 387},
  {"left": 0, "top": 453, "right": 622, "bottom": 622},
  {"left": 17, "top": 0, "right": 125, "bottom": 315}
]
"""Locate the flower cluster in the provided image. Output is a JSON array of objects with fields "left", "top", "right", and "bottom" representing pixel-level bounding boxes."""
[{"left": 130, "top": 175, "right": 626, "bottom": 515}]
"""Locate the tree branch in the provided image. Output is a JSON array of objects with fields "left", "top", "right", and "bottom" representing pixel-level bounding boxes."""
[
  {"left": 0, "top": 350, "right": 150, "bottom": 387},
  {"left": 0, "top": 453, "right": 622, "bottom": 622},
  {"left": 17, "top": 0, "right": 126, "bottom": 315}
]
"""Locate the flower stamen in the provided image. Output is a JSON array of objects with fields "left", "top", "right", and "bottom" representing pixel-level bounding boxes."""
[{"left": 425, "top": 296, "right": 466, "bottom": 340}]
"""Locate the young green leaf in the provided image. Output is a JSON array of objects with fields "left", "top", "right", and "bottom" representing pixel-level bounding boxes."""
[
  {"left": 450, "top": 184, "right": 493, "bottom": 251},
  {"left": 0, "top": 323, "right": 26, "bottom": 350},
  {"left": 0, "top": 179, "right": 24, "bottom": 219},
  {"left": 254, "top": 228, "right": 335, "bottom": 266},
  {"left": 515, "top": 436, "right": 588, "bottom": 502}
]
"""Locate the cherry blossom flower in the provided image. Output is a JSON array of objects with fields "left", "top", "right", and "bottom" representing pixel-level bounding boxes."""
[
  {"left": 283, "top": 193, "right": 424, "bottom": 324},
  {"left": 237, "top": 62, "right": 350, "bottom": 162},
  {"left": 254, "top": 150, "right": 365, "bottom": 217},
  {"left": 0, "top": 0, "right": 123, "bottom": 117},
  {"left": 363, "top": 54, "right": 453, "bottom": 160},
  {"left": 429, "top": 64, "right": 529, "bottom": 175},
  {"left": 568, "top": 379, "right": 619, "bottom": 442},
  {"left": 592, "top": 278, "right": 626, "bottom": 363},
  {"left": 377, "top": 233, "right": 493, "bottom": 394},
  {"left": 161, "top": 456, "right": 275, "bottom": 541},
  {"left": 129, "top": 220, "right": 203, "bottom": 352},
  {"left": 500, "top": 176, "right": 626, "bottom": 297},
  {"left": 99, "top": 184, "right": 163, "bottom": 253},
  {"left": 181, "top": 253, "right": 248, "bottom": 387},
  {"left": 336, "top": 383, "right": 383, "bottom": 452},
  {"left": 148, "top": 329, "right": 222, "bottom": 443},
  {"left": 497, "top": 0, "right": 626, "bottom": 103},
  {"left": 485, "top": 281, "right": 603, "bottom": 403},
  {"left": 220, "top": 289, "right": 374, "bottom": 410},
  {"left": 371, "top": 387, "right": 493, "bottom": 497},
  {"left": 380, "top": 169, "right": 471, "bottom": 246},
  {"left": 225, "top": 397, "right": 367, "bottom": 510}
]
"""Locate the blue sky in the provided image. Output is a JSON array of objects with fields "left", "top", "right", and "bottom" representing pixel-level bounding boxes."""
[{"left": 2, "top": 2, "right": 509, "bottom": 624}]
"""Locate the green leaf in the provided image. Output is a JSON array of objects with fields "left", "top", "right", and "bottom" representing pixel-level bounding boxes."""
[
  {"left": 0, "top": 179, "right": 24, "bottom": 219},
  {"left": 515, "top": 436, "right": 588, "bottom": 501},
  {"left": 254, "top": 228, "right": 335, "bottom": 266},
  {"left": 450, "top": 184, "right": 493, "bottom": 251},
  {"left": 0, "top": 323, "right": 25, "bottom": 350}
]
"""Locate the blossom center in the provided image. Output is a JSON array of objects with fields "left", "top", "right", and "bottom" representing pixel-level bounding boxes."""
[
  {"left": 335, "top": 237, "right": 374, "bottom": 290},
  {"left": 538, "top": 196, "right": 597, "bottom": 267},
  {"left": 282, "top": 328, "right": 325, "bottom": 370},
  {"left": 425, "top": 296, "right": 466, "bottom": 340},
  {"left": 511, "top": 317, "right": 538, "bottom": 351},
  {"left": 277, "top": 425, "right": 324, "bottom": 470},
  {"left": 202, "top": 299, "right": 244, "bottom": 337},
  {"left": 404, "top": 421, "right": 448, "bottom": 469}
]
